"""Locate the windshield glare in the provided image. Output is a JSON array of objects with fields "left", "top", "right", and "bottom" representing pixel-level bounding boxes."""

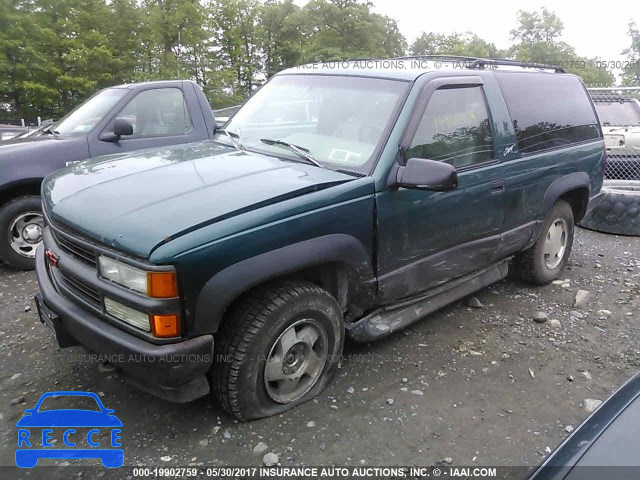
[
  {"left": 223, "top": 75, "right": 408, "bottom": 172},
  {"left": 595, "top": 100, "right": 640, "bottom": 126},
  {"left": 54, "top": 88, "right": 128, "bottom": 136}
]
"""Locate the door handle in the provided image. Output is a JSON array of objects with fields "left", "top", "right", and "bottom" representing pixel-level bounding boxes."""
[{"left": 491, "top": 180, "right": 505, "bottom": 193}]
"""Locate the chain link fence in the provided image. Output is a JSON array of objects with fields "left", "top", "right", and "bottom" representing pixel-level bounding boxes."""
[{"left": 588, "top": 87, "right": 640, "bottom": 181}]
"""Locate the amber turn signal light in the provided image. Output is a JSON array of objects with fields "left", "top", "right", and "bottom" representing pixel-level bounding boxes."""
[
  {"left": 152, "top": 314, "right": 180, "bottom": 338},
  {"left": 147, "top": 271, "right": 178, "bottom": 298}
]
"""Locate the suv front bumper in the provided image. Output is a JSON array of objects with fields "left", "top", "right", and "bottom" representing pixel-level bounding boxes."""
[{"left": 35, "top": 246, "right": 214, "bottom": 403}]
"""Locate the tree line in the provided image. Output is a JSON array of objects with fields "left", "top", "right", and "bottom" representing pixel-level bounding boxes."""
[{"left": 1, "top": 0, "right": 639, "bottom": 123}]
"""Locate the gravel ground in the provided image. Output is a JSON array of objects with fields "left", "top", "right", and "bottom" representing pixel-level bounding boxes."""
[{"left": 0, "top": 227, "right": 639, "bottom": 478}]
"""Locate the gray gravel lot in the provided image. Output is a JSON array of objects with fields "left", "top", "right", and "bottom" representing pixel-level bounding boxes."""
[{"left": 1, "top": 227, "right": 639, "bottom": 478}]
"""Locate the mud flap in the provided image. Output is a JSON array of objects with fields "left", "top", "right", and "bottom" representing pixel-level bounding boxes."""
[{"left": 34, "top": 294, "right": 79, "bottom": 348}]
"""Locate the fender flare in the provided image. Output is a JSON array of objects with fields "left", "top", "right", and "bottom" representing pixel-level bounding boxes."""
[
  {"left": 542, "top": 172, "right": 591, "bottom": 220},
  {"left": 0, "top": 178, "right": 44, "bottom": 205},
  {"left": 193, "top": 234, "right": 375, "bottom": 334}
]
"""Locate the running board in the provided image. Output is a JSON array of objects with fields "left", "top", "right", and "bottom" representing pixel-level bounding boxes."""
[{"left": 346, "top": 260, "right": 510, "bottom": 342}]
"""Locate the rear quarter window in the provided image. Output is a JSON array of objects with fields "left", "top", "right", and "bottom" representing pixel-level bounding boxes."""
[{"left": 495, "top": 72, "right": 601, "bottom": 154}]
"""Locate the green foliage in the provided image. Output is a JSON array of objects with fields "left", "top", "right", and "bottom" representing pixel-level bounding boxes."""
[
  {"left": 509, "top": 8, "right": 614, "bottom": 86},
  {"left": 411, "top": 32, "right": 499, "bottom": 58},
  {"left": 510, "top": 7, "right": 564, "bottom": 44},
  {"left": 0, "top": 2, "right": 632, "bottom": 121},
  {"left": 621, "top": 21, "right": 640, "bottom": 86},
  {"left": 301, "top": 0, "right": 405, "bottom": 61}
]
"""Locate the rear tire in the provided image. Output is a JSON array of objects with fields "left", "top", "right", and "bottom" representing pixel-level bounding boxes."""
[
  {"left": 0, "top": 195, "right": 43, "bottom": 271},
  {"left": 514, "top": 200, "right": 575, "bottom": 285},
  {"left": 211, "top": 281, "right": 344, "bottom": 421}
]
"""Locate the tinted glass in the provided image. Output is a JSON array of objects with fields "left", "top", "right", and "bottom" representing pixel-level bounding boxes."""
[
  {"left": 594, "top": 99, "right": 640, "bottom": 126},
  {"left": 406, "top": 86, "right": 494, "bottom": 168},
  {"left": 119, "top": 88, "right": 192, "bottom": 138},
  {"left": 496, "top": 72, "right": 600, "bottom": 154}
]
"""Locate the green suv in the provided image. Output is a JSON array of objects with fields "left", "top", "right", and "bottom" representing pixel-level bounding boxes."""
[{"left": 35, "top": 58, "right": 605, "bottom": 420}]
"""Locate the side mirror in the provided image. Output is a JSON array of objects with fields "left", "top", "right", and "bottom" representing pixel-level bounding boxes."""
[
  {"left": 99, "top": 118, "right": 133, "bottom": 142},
  {"left": 393, "top": 158, "right": 458, "bottom": 191},
  {"left": 113, "top": 118, "right": 133, "bottom": 136}
]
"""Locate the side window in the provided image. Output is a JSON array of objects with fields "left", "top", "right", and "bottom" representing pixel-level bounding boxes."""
[
  {"left": 495, "top": 73, "right": 601, "bottom": 154},
  {"left": 117, "top": 88, "right": 193, "bottom": 138},
  {"left": 406, "top": 86, "right": 494, "bottom": 168}
]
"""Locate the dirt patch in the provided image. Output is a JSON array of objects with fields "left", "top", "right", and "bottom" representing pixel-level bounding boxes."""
[{"left": 0, "top": 228, "right": 638, "bottom": 473}]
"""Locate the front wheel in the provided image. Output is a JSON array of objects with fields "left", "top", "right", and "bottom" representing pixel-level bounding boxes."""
[
  {"left": 0, "top": 195, "right": 44, "bottom": 271},
  {"left": 211, "top": 281, "right": 344, "bottom": 421},
  {"left": 514, "top": 199, "right": 575, "bottom": 285}
]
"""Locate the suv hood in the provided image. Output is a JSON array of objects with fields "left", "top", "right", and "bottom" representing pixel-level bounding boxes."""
[{"left": 43, "top": 141, "right": 355, "bottom": 258}]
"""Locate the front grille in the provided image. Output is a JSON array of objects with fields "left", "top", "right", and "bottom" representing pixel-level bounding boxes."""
[
  {"left": 47, "top": 223, "right": 101, "bottom": 308},
  {"left": 57, "top": 269, "right": 102, "bottom": 307},
  {"left": 52, "top": 230, "right": 97, "bottom": 267}
]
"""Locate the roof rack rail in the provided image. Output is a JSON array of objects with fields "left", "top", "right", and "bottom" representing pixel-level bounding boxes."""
[
  {"left": 467, "top": 58, "right": 565, "bottom": 73},
  {"left": 391, "top": 54, "right": 482, "bottom": 62},
  {"left": 346, "top": 55, "right": 482, "bottom": 63},
  {"left": 344, "top": 55, "right": 566, "bottom": 73}
]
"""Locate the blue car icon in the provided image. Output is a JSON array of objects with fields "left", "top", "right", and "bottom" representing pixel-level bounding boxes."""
[{"left": 15, "top": 391, "right": 123, "bottom": 468}]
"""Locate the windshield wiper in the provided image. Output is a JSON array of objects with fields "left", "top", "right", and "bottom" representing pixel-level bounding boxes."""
[
  {"left": 217, "top": 128, "right": 244, "bottom": 151},
  {"left": 260, "top": 138, "right": 324, "bottom": 168},
  {"left": 43, "top": 126, "right": 59, "bottom": 135}
]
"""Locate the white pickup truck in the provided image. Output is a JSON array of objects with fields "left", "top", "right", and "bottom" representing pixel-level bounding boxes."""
[{"left": 592, "top": 93, "right": 640, "bottom": 180}]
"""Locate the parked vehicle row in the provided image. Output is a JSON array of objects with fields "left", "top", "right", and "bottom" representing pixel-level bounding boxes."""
[
  {"left": 0, "top": 124, "right": 29, "bottom": 141},
  {"left": 591, "top": 92, "right": 640, "bottom": 180},
  {"left": 0, "top": 80, "right": 217, "bottom": 270},
  {"left": 579, "top": 90, "right": 640, "bottom": 236},
  {"left": 32, "top": 58, "right": 605, "bottom": 421}
]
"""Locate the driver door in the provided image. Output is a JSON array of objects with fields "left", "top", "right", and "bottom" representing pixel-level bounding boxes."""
[
  {"left": 89, "top": 87, "right": 195, "bottom": 157},
  {"left": 375, "top": 78, "right": 506, "bottom": 302}
]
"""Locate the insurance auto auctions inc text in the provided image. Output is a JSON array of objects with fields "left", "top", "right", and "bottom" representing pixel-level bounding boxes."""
[{"left": 231, "top": 466, "right": 498, "bottom": 477}]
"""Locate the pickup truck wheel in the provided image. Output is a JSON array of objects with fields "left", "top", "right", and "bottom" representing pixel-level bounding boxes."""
[
  {"left": 211, "top": 281, "right": 344, "bottom": 421},
  {"left": 0, "top": 195, "right": 43, "bottom": 271},
  {"left": 514, "top": 200, "right": 574, "bottom": 285}
]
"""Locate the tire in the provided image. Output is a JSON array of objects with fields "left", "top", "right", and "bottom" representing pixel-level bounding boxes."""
[
  {"left": 514, "top": 200, "right": 575, "bottom": 285},
  {"left": 579, "top": 180, "right": 640, "bottom": 236},
  {"left": 211, "top": 280, "right": 344, "bottom": 421},
  {"left": 0, "top": 195, "right": 43, "bottom": 271}
]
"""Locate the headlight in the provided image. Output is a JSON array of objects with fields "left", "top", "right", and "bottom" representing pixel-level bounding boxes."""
[
  {"left": 99, "top": 256, "right": 147, "bottom": 294},
  {"left": 99, "top": 256, "right": 178, "bottom": 298},
  {"left": 104, "top": 297, "right": 150, "bottom": 331}
]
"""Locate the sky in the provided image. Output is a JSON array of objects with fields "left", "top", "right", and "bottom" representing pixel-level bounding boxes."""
[{"left": 295, "top": 0, "right": 637, "bottom": 63}]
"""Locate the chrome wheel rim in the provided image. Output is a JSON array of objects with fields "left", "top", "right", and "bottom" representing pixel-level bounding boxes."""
[
  {"left": 264, "top": 318, "right": 329, "bottom": 404},
  {"left": 9, "top": 211, "right": 44, "bottom": 258},
  {"left": 543, "top": 218, "right": 567, "bottom": 269}
]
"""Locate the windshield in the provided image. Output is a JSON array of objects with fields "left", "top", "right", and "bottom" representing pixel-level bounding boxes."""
[
  {"left": 53, "top": 88, "right": 128, "bottom": 136},
  {"left": 595, "top": 100, "right": 640, "bottom": 126},
  {"left": 221, "top": 74, "right": 409, "bottom": 173},
  {"left": 37, "top": 395, "right": 101, "bottom": 412}
]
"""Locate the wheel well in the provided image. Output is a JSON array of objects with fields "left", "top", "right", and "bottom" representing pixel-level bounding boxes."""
[
  {"left": 0, "top": 182, "right": 42, "bottom": 208},
  {"left": 221, "top": 262, "right": 350, "bottom": 325},
  {"left": 560, "top": 187, "right": 589, "bottom": 223}
]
